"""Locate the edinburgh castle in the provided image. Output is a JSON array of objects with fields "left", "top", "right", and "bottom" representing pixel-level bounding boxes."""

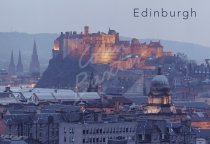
[{"left": 52, "top": 26, "right": 173, "bottom": 69}]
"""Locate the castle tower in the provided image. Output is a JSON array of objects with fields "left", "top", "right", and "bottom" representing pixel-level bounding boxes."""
[
  {"left": 29, "top": 40, "right": 40, "bottom": 75},
  {"left": 8, "top": 51, "right": 16, "bottom": 75},
  {"left": 16, "top": 51, "right": 24, "bottom": 75},
  {"left": 144, "top": 67, "right": 176, "bottom": 114}
]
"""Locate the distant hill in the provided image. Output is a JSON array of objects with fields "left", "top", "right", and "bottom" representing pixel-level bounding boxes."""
[
  {"left": 0, "top": 32, "right": 210, "bottom": 72},
  {"left": 0, "top": 32, "right": 58, "bottom": 71}
]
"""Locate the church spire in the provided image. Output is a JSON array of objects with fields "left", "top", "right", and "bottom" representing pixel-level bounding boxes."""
[
  {"left": 29, "top": 40, "right": 40, "bottom": 75},
  {"left": 8, "top": 51, "right": 16, "bottom": 75},
  {"left": 16, "top": 50, "right": 24, "bottom": 75}
]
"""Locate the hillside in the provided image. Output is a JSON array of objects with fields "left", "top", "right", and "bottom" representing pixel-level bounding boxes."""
[{"left": 36, "top": 56, "right": 97, "bottom": 88}]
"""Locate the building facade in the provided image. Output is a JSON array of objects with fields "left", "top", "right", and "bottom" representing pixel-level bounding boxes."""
[
  {"left": 59, "top": 122, "right": 137, "bottom": 144},
  {"left": 52, "top": 26, "right": 173, "bottom": 69}
]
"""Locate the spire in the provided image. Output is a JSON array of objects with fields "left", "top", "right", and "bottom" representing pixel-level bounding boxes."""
[
  {"left": 16, "top": 50, "right": 24, "bottom": 75},
  {"left": 87, "top": 72, "right": 98, "bottom": 92},
  {"left": 8, "top": 51, "right": 16, "bottom": 75},
  {"left": 33, "top": 40, "right": 38, "bottom": 56},
  {"left": 157, "top": 66, "right": 162, "bottom": 75},
  {"left": 30, "top": 40, "right": 40, "bottom": 75}
]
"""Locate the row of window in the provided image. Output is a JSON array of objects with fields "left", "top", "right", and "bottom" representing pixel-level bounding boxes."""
[
  {"left": 83, "top": 137, "right": 106, "bottom": 143},
  {"left": 82, "top": 127, "right": 135, "bottom": 135},
  {"left": 64, "top": 136, "right": 131, "bottom": 143},
  {"left": 64, "top": 128, "right": 74, "bottom": 134},
  {"left": 63, "top": 127, "right": 135, "bottom": 136}
]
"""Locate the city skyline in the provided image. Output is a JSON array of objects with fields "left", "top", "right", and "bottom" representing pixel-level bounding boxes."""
[
  {"left": 0, "top": 1, "right": 210, "bottom": 142},
  {"left": 0, "top": 0, "right": 210, "bottom": 48}
]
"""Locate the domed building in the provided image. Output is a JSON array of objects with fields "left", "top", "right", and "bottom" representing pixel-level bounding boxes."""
[{"left": 144, "top": 68, "right": 176, "bottom": 114}]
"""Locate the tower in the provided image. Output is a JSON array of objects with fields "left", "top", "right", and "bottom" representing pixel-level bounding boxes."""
[
  {"left": 144, "top": 67, "right": 176, "bottom": 114},
  {"left": 16, "top": 51, "right": 24, "bottom": 76},
  {"left": 29, "top": 40, "right": 40, "bottom": 76},
  {"left": 8, "top": 51, "right": 16, "bottom": 75},
  {"left": 84, "top": 26, "right": 89, "bottom": 36},
  {"left": 87, "top": 72, "right": 98, "bottom": 92}
]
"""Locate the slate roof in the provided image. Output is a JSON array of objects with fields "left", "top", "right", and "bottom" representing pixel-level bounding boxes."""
[
  {"left": 196, "top": 129, "right": 210, "bottom": 139},
  {"left": 174, "top": 101, "right": 210, "bottom": 109}
]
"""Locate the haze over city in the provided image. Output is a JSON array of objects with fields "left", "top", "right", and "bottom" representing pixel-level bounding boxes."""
[
  {"left": 0, "top": 1, "right": 210, "bottom": 143},
  {"left": 1, "top": 0, "right": 210, "bottom": 47}
]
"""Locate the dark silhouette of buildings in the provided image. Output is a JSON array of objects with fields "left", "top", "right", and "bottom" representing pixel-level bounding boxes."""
[
  {"left": 8, "top": 51, "right": 16, "bottom": 75},
  {"left": 29, "top": 40, "right": 40, "bottom": 76},
  {"left": 16, "top": 51, "right": 24, "bottom": 76}
]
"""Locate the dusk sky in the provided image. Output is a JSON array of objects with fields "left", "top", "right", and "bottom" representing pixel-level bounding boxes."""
[{"left": 1, "top": 0, "right": 210, "bottom": 47}]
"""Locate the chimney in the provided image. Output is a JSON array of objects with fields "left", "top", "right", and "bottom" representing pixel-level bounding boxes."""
[
  {"left": 84, "top": 26, "right": 89, "bottom": 35},
  {"left": 4, "top": 86, "right": 11, "bottom": 92}
]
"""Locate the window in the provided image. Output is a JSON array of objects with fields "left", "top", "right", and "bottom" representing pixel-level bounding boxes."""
[
  {"left": 126, "top": 128, "right": 128, "bottom": 132},
  {"left": 123, "top": 128, "right": 125, "bottom": 132}
]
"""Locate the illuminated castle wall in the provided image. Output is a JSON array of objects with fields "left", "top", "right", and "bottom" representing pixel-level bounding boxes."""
[{"left": 52, "top": 26, "right": 173, "bottom": 68}]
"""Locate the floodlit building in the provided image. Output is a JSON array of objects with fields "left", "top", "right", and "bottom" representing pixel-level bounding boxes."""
[{"left": 144, "top": 68, "right": 176, "bottom": 114}]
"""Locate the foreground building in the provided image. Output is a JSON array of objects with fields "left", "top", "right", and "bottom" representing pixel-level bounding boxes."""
[
  {"left": 59, "top": 121, "right": 137, "bottom": 144},
  {"left": 0, "top": 70, "right": 202, "bottom": 144},
  {"left": 136, "top": 119, "right": 196, "bottom": 144}
]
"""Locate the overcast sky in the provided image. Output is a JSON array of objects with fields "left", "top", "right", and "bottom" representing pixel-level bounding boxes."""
[{"left": 0, "top": 0, "right": 210, "bottom": 47}]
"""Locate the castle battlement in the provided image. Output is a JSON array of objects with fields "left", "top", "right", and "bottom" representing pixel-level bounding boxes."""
[{"left": 52, "top": 26, "right": 173, "bottom": 68}]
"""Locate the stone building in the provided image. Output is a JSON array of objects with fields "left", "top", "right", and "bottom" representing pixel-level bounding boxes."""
[
  {"left": 59, "top": 121, "right": 137, "bottom": 144},
  {"left": 52, "top": 26, "right": 172, "bottom": 69},
  {"left": 136, "top": 119, "right": 196, "bottom": 144},
  {"left": 144, "top": 68, "right": 176, "bottom": 114}
]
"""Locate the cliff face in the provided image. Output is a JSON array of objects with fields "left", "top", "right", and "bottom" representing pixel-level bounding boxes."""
[{"left": 36, "top": 56, "right": 97, "bottom": 89}]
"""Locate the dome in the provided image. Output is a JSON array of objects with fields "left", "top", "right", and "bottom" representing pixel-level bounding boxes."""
[{"left": 151, "top": 75, "right": 170, "bottom": 88}]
